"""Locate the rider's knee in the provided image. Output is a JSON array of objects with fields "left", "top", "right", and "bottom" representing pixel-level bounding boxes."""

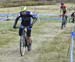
[
  {"left": 19, "top": 25, "right": 25, "bottom": 36},
  {"left": 19, "top": 28, "right": 24, "bottom": 36},
  {"left": 27, "top": 30, "right": 31, "bottom": 37}
]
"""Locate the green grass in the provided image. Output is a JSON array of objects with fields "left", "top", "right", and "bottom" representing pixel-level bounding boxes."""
[
  {"left": 0, "top": 1, "right": 55, "bottom": 8},
  {"left": 32, "top": 21, "right": 72, "bottom": 62},
  {"left": 36, "top": 27, "right": 71, "bottom": 62},
  {"left": 0, "top": 4, "right": 74, "bottom": 62},
  {"left": 0, "top": 20, "right": 61, "bottom": 47},
  {"left": 0, "top": 21, "right": 19, "bottom": 47},
  {"left": 0, "top": 20, "right": 73, "bottom": 62},
  {"left": 0, "top": 21, "right": 54, "bottom": 47},
  {"left": 38, "top": 25, "right": 73, "bottom": 62},
  {"left": 0, "top": 3, "right": 75, "bottom": 14}
]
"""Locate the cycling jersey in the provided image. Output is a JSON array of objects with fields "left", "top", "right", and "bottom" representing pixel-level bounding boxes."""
[
  {"left": 60, "top": 5, "right": 67, "bottom": 15},
  {"left": 15, "top": 11, "right": 36, "bottom": 26},
  {"left": 13, "top": 11, "right": 37, "bottom": 36}
]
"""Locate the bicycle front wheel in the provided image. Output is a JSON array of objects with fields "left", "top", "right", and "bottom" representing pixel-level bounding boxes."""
[{"left": 20, "top": 35, "right": 26, "bottom": 56}]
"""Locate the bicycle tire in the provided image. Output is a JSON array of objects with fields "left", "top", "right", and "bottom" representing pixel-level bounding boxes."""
[
  {"left": 20, "top": 31, "right": 26, "bottom": 56},
  {"left": 20, "top": 31, "right": 27, "bottom": 56}
]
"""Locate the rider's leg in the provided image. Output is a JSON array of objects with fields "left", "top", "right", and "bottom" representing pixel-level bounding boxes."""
[
  {"left": 61, "top": 22, "right": 64, "bottom": 29},
  {"left": 63, "top": 11, "right": 67, "bottom": 27},
  {"left": 61, "top": 14, "right": 67, "bottom": 29},
  {"left": 27, "top": 26, "right": 32, "bottom": 42},
  {"left": 61, "top": 15, "right": 64, "bottom": 29},
  {"left": 19, "top": 25, "right": 25, "bottom": 36},
  {"left": 64, "top": 15, "right": 67, "bottom": 27},
  {"left": 26, "top": 30, "right": 32, "bottom": 45},
  {"left": 72, "top": 18, "right": 74, "bottom": 23},
  {"left": 26, "top": 27, "right": 32, "bottom": 51},
  {"left": 74, "top": 18, "right": 75, "bottom": 23}
]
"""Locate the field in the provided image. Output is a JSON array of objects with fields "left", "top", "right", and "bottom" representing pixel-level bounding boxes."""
[
  {"left": 0, "top": 3, "right": 75, "bottom": 14},
  {"left": 0, "top": 20, "right": 74, "bottom": 62},
  {"left": 0, "top": 4, "right": 75, "bottom": 62}
]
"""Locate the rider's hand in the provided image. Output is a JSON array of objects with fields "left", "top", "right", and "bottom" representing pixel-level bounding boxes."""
[
  {"left": 30, "top": 24, "right": 32, "bottom": 28},
  {"left": 13, "top": 25, "right": 16, "bottom": 29}
]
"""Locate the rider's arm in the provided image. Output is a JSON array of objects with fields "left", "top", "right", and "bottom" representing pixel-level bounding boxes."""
[
  {"left": 32, "top": 15, "right": 37, "bottom": 26},
  {"left": 13, "top": 16, "right": 21, "bottom": 28},
  {"left": 30, "top": 12, "right": 38, "bottom": 26}
]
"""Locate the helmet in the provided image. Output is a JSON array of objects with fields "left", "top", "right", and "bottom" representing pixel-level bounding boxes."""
[
  {"left": 21, "top": 6, "right": 27, "bottom": 11},
  {"left": 61, "top": 2, "right": 64, "bottom": 5}
]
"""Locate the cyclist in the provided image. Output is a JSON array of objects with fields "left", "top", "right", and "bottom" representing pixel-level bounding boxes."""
[
  {"left": 71, "top": 12, "right": 75, "bottom": 23},
  {"left": 13, "top": 6, "right": 37, "bottom": 51},
  {"left": 60, "top": 2, "right": 67, "bottom": 29}
]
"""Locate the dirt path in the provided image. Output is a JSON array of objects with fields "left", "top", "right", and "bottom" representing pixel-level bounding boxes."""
[{"left": 0, "top": 22, "right": 72, "bottom": 62}]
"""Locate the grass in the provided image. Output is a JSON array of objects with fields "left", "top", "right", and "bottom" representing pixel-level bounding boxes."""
[
  {"left": 0, "top": 1, "right": 56, "bottom": 8},
  {"left": 0, "top": 21, "right": 19, "bottom": 47},
  {"left": 0, "top": 20, "right": 54, "bottom": 47},
  {"left": 0, "top": 3, "right": 75, "bottom": 14},
  {"left": 0, "top": 4, "right": 74, "bottom": 61},
  {"left": 0, "top": 20, "right": 73, "bottom": 62},
  {"left": 36, "top": 26, "right": 72, "bottom": 62}
]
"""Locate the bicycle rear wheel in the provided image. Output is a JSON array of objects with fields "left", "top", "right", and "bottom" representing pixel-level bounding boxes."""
[{"left": 20, "top": 35, "right": 26, "bottom": 56}]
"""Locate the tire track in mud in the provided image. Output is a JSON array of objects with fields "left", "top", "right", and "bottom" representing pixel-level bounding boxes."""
[{"left": 0, "top": 22, "right": 72, "bottom": 62}]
